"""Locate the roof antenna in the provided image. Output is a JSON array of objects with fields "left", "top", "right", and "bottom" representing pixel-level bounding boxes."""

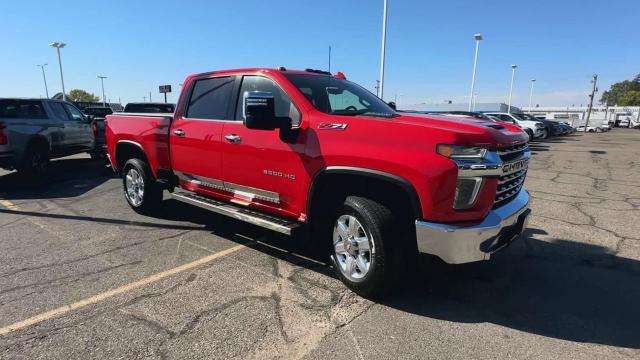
[{"left": 328, "top": 45, "right": 332, "bottom": 74}]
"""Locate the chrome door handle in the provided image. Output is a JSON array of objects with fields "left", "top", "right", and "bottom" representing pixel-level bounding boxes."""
[
  {"left": 173, "top": 129, "right": 185, "bottom": 137},
  {"left": 224, "top": 134, "right": 241, "bottom": 144}
]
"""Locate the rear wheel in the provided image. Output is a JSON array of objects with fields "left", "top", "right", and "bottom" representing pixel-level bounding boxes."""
[
  {"left": 122, "top": 158, "right": 163, "bottom": 214},
  {"left": 18, "top": 143, "right": 50, "bottom": 179},
  {"left": 330, "top": 196, "right": 397, "bottom": 298}
]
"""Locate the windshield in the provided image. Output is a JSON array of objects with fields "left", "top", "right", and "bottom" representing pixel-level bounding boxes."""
[
  {"left": 517, "top": 113, "right": 536, "bottom": 121},
  {"left": 84, "top": 108, "right": 113, "bottom": 117},
  {"left": 284, "top": 74, "right": 397, "bottom": 118}
]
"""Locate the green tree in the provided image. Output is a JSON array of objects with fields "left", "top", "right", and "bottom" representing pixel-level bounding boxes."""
[
  {"left": 67, "top": 89, "right": 100, "bottom": 102},
  {"left": 600, "top": 74, "right": 640, "bottom": 105},
  {"left": 617, "top": 90, "right": 640, "bottom": 106}
]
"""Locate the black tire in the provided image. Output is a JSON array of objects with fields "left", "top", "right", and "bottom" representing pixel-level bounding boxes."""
[
  {"left": 330, "top": 196, "right": 398, "bottom": 299},
  {"left": 18, "top": 142, "right": 50, "bottom": 179},
  {"left": 525, "top": 129, "right": 534, "bottom": 140},
  {"left": 122, "top": 158, "right": 163, "bottom": 214},
  {"left": 540, "top": 128, "right": 549, "bottom": 139}
]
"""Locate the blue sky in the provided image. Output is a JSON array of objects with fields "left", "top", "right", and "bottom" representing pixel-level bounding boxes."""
[{"left": 1, "top": 0, "right": 638, "bottom": 107}]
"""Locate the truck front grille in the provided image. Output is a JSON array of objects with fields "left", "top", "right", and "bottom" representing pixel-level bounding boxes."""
[
  {"left": 494, "top": 169, "right": 527, "bottom": 208},
  {"left": 497, "top": 143, "right": 528, "bottom": 162}
]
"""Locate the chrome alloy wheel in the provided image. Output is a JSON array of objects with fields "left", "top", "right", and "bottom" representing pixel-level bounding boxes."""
[
  {"left": 333, "top": 215, "right": 374, "bottom": 281},
  {"left": 125, "top": 168, "right": 145, "bottom": 207}
]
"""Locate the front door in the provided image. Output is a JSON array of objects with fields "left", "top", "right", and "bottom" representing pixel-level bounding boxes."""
[
  {"left": 170, "top": 75, "right": 237, "bottom": 195},
  {"left": 221, "top": 75, "right": 306, "bottom": 220},
  {"left": 62, "top": 102, "right": 93, "bottom": 151}
]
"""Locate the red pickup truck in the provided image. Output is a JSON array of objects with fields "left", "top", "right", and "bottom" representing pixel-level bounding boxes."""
[{"left": 106, "top": 68, "right": 531, "bottom": 297}]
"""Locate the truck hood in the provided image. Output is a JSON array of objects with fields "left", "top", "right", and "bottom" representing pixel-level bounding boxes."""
[{"left": 393, "top": 113, "right": 528, "bottom": 148}]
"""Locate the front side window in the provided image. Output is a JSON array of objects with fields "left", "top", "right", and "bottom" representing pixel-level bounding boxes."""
[
  {"left": 235, "top": 76, "right": 301, "bottom": 126},
  {"left": 63, "top": 103, "right": 85, "bottom": 121},
  {"left": 284, "top": 74, "right": 397, "bottom": 118},
  {"left": 186, "top": 77, "right": 235, "bottom": 120},
  {"left": 0, "top": 100, "right": 48, "bottom": 119},
  {"left": 49, "top": 102, "right": 70, "bottom": 120}
]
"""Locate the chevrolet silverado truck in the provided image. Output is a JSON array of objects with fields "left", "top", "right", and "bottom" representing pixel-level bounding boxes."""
[
  {"left": 106, "top": 68, "right": 531, "bottom": 297},
  {"left": 0, "top": 98, "right": 96, "bottom": 177}
]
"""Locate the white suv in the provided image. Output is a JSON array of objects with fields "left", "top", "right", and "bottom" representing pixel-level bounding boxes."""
[{"left": 485, "top": 112, "right": 545, "bottom": 140}]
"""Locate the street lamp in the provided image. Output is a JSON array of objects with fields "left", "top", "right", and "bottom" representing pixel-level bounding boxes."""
[
  {"left": 507, "top": 64, "right": 517, "bottom": 113},
  {"left": 468, "top": 33, "right": 482, "bottom": 111},
  {"left": 528, "top": 79, "right": 536, "bottom": 113},
  {"left": 37, "top": 64, "right": 49, "bottom": 99},
  {"left": 50, "top": 42, "right": 67, "bottom": 101},
  {"left": 98, "top": 76, "right": 107, "bottom": 106},
  {"left": 378, "top": 0, "right": 389, "bottom": 100}
]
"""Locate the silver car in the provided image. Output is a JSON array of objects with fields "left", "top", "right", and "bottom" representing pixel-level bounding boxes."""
[{"left": 0, "top": 98, "right": 95, "bottom": 177}]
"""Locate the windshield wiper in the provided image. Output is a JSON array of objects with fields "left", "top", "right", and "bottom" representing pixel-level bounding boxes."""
[{"left": 331, "top": 110, "right": 398, "bottom": 118}]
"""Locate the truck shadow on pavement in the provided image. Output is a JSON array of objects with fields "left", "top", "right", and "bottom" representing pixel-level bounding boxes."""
[
  {"left": 146, "top": 202, "right": 640, "bottom": 350},
  {"left": 0, "top": 157, "right": 114, "bottom": 200},
  {"left": 383, "top": 229, "right": 640, "bottom": 349}
]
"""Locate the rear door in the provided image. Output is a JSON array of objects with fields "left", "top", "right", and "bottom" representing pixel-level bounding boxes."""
[
  {"left": 46, "top": 101, "right": 71, "bottom": 152},
  {"left": 170, "top": 75, "right": 237, "bottom": 194}
]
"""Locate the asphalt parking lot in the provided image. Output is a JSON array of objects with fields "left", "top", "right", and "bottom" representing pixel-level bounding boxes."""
[{"left": 1, "top": 130, "right": 639, "bottom": 359}]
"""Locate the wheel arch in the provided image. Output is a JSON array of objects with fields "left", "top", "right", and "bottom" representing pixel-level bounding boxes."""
[
  {"left": 306, "top": 166, "right": 423, "bottom": 223},
  {"left": 115, "top": 140, "right": 148, "bottom": 174}
]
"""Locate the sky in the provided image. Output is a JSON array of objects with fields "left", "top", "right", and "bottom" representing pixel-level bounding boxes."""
[{"left": 1, "top": 0, "right": 638, "bottom": 107}]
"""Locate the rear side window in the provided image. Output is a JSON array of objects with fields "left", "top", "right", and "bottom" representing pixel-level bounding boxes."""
[
  {"left": 49, "top": 102, "right": 70, "bottom": 120},
  {"left": 0, "top": 100, "right": 48, "bottom": 119},
  {"left": 186, "top": 77, "right": 235, "bottom": 120}
]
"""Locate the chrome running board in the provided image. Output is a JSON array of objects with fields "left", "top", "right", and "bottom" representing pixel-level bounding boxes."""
[{"left": 171, "top": 190, "right": 300, "bottom": 235}]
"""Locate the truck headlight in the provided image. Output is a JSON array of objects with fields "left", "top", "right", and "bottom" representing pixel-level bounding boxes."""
[
  {"left": 454, "top": 177, "right": 483, "bottom": 209},
  {"left": 437, "top": 144, "right": 487, "bottom": 160},
  {"left": 535, "top": 123, "right": 545, "bottom": 128}
]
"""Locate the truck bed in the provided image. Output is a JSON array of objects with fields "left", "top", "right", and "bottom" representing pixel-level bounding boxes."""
[{"left": 105, "top": 113, "right": 173, "bottom": 175}]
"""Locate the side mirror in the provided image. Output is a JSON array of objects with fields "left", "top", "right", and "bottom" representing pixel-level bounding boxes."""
[
  {"left": 387, "top": 101, "right": 397, "bottom": 110},
  {"left": 85, "top": 115, "right": 95, "bottom": 123},
  {"left": 243, "top": 91, "right": 286, "bottom": 130}
]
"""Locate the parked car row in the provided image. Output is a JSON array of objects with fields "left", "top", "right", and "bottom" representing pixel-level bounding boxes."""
[{"left": 402, "top": 110, "right": 578, "bottom": 141}]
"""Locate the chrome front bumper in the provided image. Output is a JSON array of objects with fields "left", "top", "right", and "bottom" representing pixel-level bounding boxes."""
[{"left": 415, "top": 190, "right": 530, "bottom": 264}]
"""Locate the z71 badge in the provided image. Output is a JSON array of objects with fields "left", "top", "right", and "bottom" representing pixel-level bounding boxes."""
[{"left": 318, "top": 123, "right": 348, "bottom": 130}]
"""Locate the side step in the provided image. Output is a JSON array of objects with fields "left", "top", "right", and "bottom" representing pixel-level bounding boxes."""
[{"left": 171, "top": 190, "right": 301, "bottom": 236}]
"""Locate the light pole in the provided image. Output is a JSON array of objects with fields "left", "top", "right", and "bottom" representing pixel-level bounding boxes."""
[
  {"left": 37, "top": 64, "right": 49, "bottom": 99},
  {"left": 507, "top": 64, "right": 517, "bottom": 113},
  {"left": 585, "top": 74, "right": 598, "bottom": 131},
  {"left": 468, "top": 33, "right": 482, "bottom": 111},
  {"left": 378, "top": 0, "right": 389, "bottom": 100},
  {"left": 50, "top": 42, "right": 67, "bottom": 101},
  {"left": 98, "top": 76, "right": 107, "bottom": 107},
  {"left": 528, "top": 79, "right": 536, "bottom": 113}
]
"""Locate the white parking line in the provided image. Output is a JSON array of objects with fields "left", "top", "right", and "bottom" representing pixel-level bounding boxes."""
[{"left": 0, "top": 244, "right": 245, "bottom": 337}]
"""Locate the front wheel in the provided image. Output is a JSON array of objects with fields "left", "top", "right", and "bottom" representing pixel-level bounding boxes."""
[
  {"left": 540, "top": 128, "right": 549, "bottom": 139},
  {"left": 122, "top": 158, "right": 163, "bottom": 214},
  {"left": 330, "top": 196, "right": 397, "bottom": 298},
  {"left": 525, "top": 129, "right": 534, "bottom": 140}
]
